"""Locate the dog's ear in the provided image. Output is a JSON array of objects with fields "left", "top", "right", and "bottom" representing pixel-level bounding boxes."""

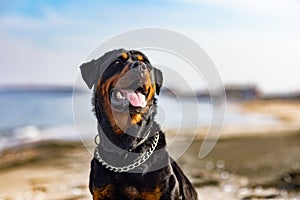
[
  {"left": 154, "top": 68, "right": 163, "bottom": 95},
  {"left": 80, "top": 49, "right": 127, "bottom": 89},
  {"left": 80, "top": 60, "right": 97, "bottom": 89}
]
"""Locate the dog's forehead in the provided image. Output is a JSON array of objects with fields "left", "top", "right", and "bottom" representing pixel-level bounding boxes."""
[
  {"left": 114, "top": 50, "right": 149, "bottom": 63},
  {"left": 129, "top": 50, "right": 148, "bottom": 59}
]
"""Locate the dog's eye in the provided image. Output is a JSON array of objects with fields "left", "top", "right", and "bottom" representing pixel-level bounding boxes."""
[{"left": 114, "top": 59, "right": 121, "bottom": 65}]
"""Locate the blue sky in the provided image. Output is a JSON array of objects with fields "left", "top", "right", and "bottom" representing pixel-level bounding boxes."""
[{"left": 1, "top": 0, "right": 300, "bottom": 93}]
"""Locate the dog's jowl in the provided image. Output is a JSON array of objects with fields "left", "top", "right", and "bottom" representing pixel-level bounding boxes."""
[{"left": 80, "top": 49, "right": 198, "bottom": 200}]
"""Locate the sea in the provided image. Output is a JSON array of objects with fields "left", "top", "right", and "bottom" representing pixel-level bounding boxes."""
[{"left": 0, "top": 91, "right": 278, "bottom": 152}]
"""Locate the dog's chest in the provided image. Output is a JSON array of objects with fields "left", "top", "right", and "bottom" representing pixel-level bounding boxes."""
[
  {"left": 121, "top": 185, "right": 163, "bottom": 200},
  {"left": 92, "top": 170, "right": 181, "bottom": 199},
  {"left": 118, "top": 172, "right": 180, "bottom": 199}
]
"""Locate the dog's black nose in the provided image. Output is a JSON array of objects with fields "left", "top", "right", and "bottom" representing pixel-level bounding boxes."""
[{"left": 130, "top": 61, "right": 147, "bottom": 71}]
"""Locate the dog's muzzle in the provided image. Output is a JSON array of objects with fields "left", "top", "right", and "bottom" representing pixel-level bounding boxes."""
[
  {"left": 130, "top": 61, "right": 147, "bottom": 72},
  {"left": 110, "top": 62, "right": 152, "bottom": 112}
]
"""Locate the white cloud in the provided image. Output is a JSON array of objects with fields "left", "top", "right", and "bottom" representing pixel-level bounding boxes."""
[
  {"left": 189, "top": 30, "right": 300, "bottom": 93},
  {"left": 0, "top": 15, "right": 42, "bottom": 31},
  {"left": 0, "top": 33, "right": 85, "bottom": 85},
  {"left": 177, "top": 0, "right": 300, "bottom": 20},
  {"left": 0, "top": 8, "right": 76, "bottom": 31}
]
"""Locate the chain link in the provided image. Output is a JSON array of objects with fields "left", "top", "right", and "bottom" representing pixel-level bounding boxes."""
[{"left": 94, "top": 133, "right": 160, "bottom": 173}]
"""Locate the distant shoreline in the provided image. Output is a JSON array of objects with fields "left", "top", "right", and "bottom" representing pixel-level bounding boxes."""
[
  {"left": 1, "top": 83, "right": 300, "bottom": 101},
  {"left": 0, "top": 84, "right": 86, "bottom": 94}
]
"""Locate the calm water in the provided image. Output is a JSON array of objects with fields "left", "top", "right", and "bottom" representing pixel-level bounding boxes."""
[
  {"left": 0, "top": 92, "right": 277, "bottom": 150},
  {"left": 0, "top": 92, "right": 74, "bottom": 130}
]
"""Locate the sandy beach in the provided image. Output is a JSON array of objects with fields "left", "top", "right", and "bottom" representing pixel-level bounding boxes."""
[{"left": 0, "top": 100, "right": 300, "bottom": 200}]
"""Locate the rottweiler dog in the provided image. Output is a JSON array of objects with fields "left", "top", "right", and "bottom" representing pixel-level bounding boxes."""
[{"left": 80, "top": 49, "right": 198, "bottom": 200}]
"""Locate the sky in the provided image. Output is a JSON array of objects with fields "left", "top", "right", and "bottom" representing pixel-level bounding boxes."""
[{"left": 1, "top": 0, "right": 300, "bottom": 93}]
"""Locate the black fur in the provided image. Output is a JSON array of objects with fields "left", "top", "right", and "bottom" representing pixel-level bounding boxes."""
[{"left": 80, "top": 49, "right": 198, "bottom": 200}]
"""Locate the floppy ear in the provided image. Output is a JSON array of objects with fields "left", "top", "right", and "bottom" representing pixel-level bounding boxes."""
[
  {"left": 80, "top": 60, "right": 97, "bottom": 89},
  {"left": 154, "top": 68, "right": 163, "bottom": 95}
]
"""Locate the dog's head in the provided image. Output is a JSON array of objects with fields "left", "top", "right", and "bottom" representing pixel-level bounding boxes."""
[{"left": 80, "top": 49, "right": 163, "bottom": 135}]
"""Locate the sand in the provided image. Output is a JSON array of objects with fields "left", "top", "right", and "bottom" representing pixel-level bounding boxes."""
[
  {"left": 0, "top": 100, "right": 300, "bottom": 200},
  {"left": 0, "top": 142, "right": 92, "bottom": 200}
]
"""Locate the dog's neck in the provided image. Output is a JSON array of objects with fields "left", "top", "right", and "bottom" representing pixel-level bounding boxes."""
[
  {"left": 97, "top": 120, "right": 160, "bottom": 153},
  {"left": 95, "top": 122, "right": 167, "bottom": 173}
]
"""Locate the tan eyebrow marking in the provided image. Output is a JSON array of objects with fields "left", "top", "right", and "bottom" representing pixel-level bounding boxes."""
[
  {"left": 121, "top": 53, "right": 128, "bottom": 59},
  {"left": 136, "top": 54, "right": 144, "bottom": 61}
]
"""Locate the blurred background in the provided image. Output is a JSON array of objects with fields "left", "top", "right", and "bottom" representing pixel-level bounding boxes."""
[{"left": 0, "top": 0, "right": 300, "bottom": 199}]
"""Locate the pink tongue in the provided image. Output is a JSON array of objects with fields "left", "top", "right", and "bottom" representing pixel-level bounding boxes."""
[{"left": 127, "top": 91, "right": 146, "bottom": 107}]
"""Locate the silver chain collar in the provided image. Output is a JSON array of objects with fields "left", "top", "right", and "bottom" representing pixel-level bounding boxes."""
[{"left": 94, "top": 133, "right": 160, "bottom": 173}]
